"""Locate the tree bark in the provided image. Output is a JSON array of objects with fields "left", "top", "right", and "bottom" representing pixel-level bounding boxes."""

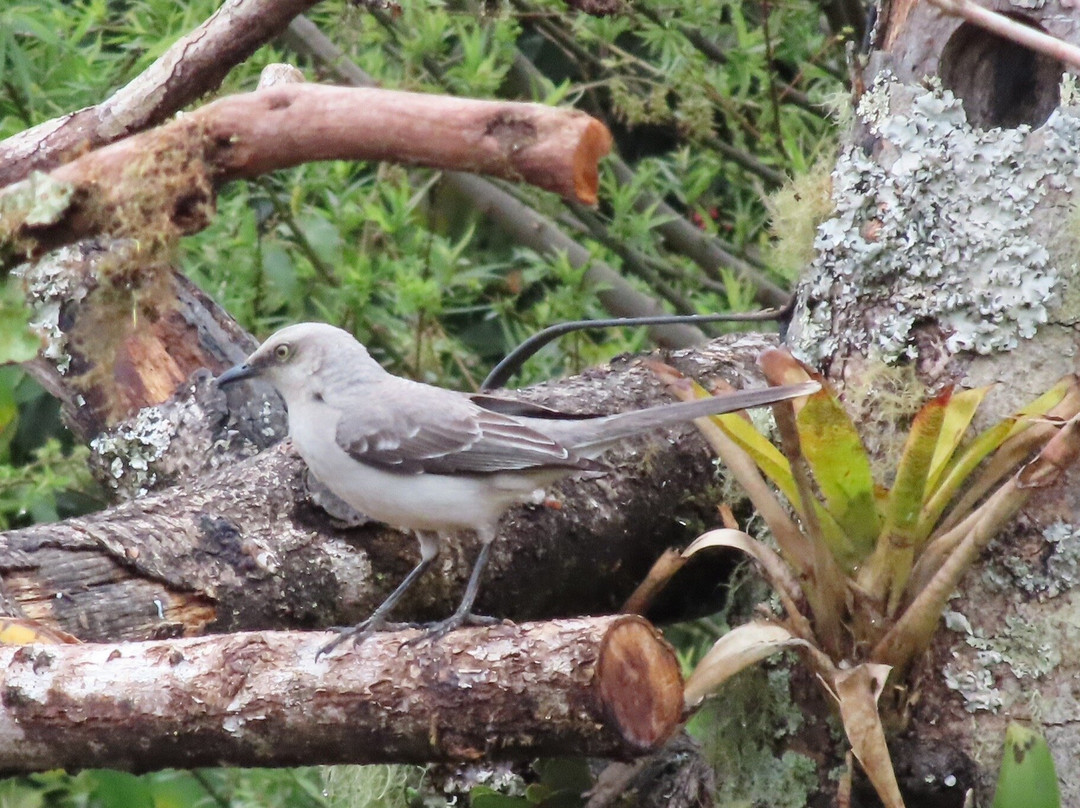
[{"left": 0, "top": 616, "right": 682, "bottom": 772}]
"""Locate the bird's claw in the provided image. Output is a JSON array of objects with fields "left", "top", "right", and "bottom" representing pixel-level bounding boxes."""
[
  {"left": 403, "top": 612, "right": 500, "bottom": 647},
  {"left": 316, "top": 617, "right": 417, "bottom": 658}
]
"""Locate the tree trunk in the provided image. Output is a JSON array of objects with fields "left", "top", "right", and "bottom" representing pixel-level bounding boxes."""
[{"left": 775, "top": 2, "right": 1080, "bottom": 804}]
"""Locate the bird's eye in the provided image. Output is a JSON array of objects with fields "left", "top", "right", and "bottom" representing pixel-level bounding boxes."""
[{"left": 274, "top": 343, "right": 291, "bottom": 362}]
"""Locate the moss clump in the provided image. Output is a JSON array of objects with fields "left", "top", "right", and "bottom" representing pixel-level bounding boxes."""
[
  {"left": 767, "top": 156, "right": 837, "bottom": 283},
  {"left": 688, "top": 666, "right": 821, "bottom": 807}
]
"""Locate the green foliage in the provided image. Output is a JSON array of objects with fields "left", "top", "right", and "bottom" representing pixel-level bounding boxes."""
[
  {"left": 992, "top": 724, "right": 1061, "bottom": 808},
  {"left": 0, "top": 367, "right": 99, "bottom": 528},
  {"left": 0, "top": 768, "right": 337, "bottom": 808},
  {"left": 0, "top": 282, "right": 39, "bottom": 364}
]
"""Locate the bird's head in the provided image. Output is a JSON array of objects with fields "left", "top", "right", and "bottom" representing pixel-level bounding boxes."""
[{"left": 216, "top": 322, "right": 380, "bottom": 403}]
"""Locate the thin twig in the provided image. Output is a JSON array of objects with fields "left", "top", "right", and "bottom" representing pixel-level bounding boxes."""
[
  {"left": 760, "top": 0, "right": 788, "bottom": 157},
  {"left": 929, "top": 0, "right": 1080, "bottom": 70}
]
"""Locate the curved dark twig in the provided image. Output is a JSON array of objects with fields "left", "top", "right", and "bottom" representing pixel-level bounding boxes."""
[{"left": 482, "top": 306, "right": 793, "bottom": 390}]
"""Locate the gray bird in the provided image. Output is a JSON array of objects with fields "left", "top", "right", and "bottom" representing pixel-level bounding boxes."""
[{"left": 217, "top": 322, "right": 818, "bottom": 655}]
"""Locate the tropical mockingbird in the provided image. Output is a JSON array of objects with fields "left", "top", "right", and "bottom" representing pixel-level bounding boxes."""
[{"left": 217, "top": 322, "right": 817, "bottom": 654}]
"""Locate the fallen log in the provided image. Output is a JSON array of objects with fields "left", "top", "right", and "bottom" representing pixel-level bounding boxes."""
[{"left": 0, "top": 615, "right": 682, "bottom": 772}]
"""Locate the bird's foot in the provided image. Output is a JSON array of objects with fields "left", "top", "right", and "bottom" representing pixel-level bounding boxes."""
[
  {"left": 316, "top": 616, "right": 416, "bottom": 658},
  {"left": 404, "top": 612, "right": 501, "bottom": 646}
]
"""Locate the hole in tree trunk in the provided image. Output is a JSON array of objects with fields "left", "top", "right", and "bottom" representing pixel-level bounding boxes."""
[{"left": 939, "top": 15, "right": 1063, "bottom": 130}]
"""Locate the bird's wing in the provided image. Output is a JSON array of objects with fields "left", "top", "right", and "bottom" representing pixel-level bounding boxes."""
[
  {"left": 333, "top": 386, "right": 597, "bottom": 475},
  {"left": 466, "top": 393, "right": 601, "bottom": 420}
]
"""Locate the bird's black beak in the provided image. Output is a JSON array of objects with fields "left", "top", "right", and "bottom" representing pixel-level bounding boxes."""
[{"left": 216, "top": 363, "right": 258, "bottom": 387}]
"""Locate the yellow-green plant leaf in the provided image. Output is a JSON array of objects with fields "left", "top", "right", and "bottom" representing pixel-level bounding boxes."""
[
  {"left": 0, "top": 281, "right": 40, "bottom": 365},
  {"left": 684, "top": 621, "right": 808, "bottom": 708},
  {"left": 712, "top": 408, "right": 859, "bottom": 568},
  {"left": 860, "top": 389, "right": 949, "bottom": 611},
  {"left": 875, "top": 417, "right": 1080, "bottom": 670},
  {"left": 1003, "top": 375, "right": 1077, "bottom": 441},
  {"left": 834, "top": 664, "right": 904, "bottom": 808},
  {"left": 926, "top": 376, "right": 1080, "bottom": 536},
  {"left": 992, "top": 723, "right": 1061, "bottom": 808},
  {"left": 925, "top": 385, "right": 993, "bottom": 495},
  {"left": 712, "top": 410, "right": 799, "bottom": 505},
  {"left": 797, "top": 389, "right": 880, "bottom": 558}
]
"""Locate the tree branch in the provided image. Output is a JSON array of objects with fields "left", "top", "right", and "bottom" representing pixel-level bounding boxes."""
[
  {"left": 0, "top": 0, "right": 322, "bottom": 188},
  {"left": 2, "top": 84, "right": 611, "bottom": 262},
  {"left": 927, "top": 0, "right": 1080, "bottom": 70},
  {"left": 0, "top": 616, "right": 682, "bottom": 772}
]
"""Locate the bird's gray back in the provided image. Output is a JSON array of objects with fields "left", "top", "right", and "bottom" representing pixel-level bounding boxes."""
[{"left": 330, "top": 378, "right": 597, "bottom": 476}]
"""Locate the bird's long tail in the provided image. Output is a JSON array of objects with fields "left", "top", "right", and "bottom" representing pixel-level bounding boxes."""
[{"left": 548, "top": 380, "right": 820, "bottom": 454}]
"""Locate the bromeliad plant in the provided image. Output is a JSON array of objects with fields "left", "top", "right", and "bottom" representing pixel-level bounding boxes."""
[{"left": 651, "top": 349, "right": 1080, "bottom": 808}]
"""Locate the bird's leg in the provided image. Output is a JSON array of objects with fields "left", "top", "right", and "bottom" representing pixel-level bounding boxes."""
[
  {"left": 317, "top": 532, "right": 441, "bottom": 658},
  {"left": 407, "top": 533, "right": 500, "bottom": 645}
]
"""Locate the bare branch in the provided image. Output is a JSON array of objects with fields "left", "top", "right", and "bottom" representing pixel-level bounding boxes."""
[
  {"left": 0, "top": 0, "right": 322, "bottom": 187},
  {"left": 0, "top": 617, "right": 682, "bottom": 772},
  {"left": 2, "top": 85, "right": 611, "bottom": 261},
  {"left": 927, "top": 0, "right": 1080, "bottom": 70}
]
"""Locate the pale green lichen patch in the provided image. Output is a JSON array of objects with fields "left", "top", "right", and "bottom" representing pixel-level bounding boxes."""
[
  {"left": 689, "top": 665, "right": 820, "bottom": 807},
  {"left": 943, "top": 606, "right": 1063, "bottom": 713},
  {"left": 791, "top": 75, "right": 1080, "bottom": 364},
  {"left": 985, "top": 521, "right": 1080, "bottom": 598},
  {"left": 90, "top": 405, "right": 176, "bottom": 498},
  {"left": 0, "top": 171, "right": 77, "bottom": 230},
  {"left": 1, "top": 172, "right": 79, "bottom": 268},
  {"left": 12, "top": 245, "right": 94, "bottom": 374},
  {"left": 942, "top": 662, "right": 1003, "bottom": 713},
  {"left": 1062, "top": 74, "right": 1080, "bottom": 108}
]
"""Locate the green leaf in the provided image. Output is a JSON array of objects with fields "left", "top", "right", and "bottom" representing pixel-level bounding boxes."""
[
  {"left": 797, "top": 389, "right": 880, "bottom": 559},
  {"left": 71, "top": 770, "right": 155, "bottom": 808},
  {"left": 992, "top": 723, "right": 1061, "bottom": 808},
  {"left": 712, "top": 411, "right": 798, "bottom": 504},
  {"left": 920, "top": 376, "right": 1076, "bottom": 537},
  {"left": 0, "top": 281, "right": 39, "bottom": 365},
  {"left": 925, "top": 385, "right": 992, "bottom": 494},
  {"left": 710, "top": 408, "right": 856, "bottom": 567},
  {"left": 860, "top": 389, "right": 949, "bottom": 610},
  {"left": 885, "top": 390, "right": 948, "bottom": 542},
  {"left": 0, "top": 368, "right": 18, "bottom": 460}
]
